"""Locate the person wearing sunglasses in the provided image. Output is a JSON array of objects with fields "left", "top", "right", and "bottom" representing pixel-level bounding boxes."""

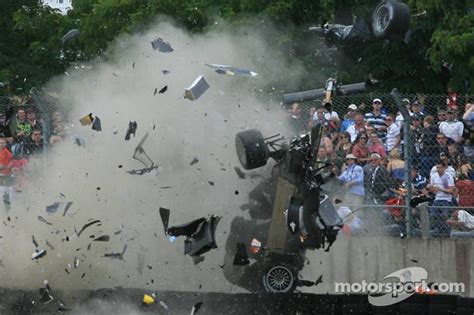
[
  {"left": 334, "top": 131, "right": 353, "bottom": 170},
  {"left": 351, "top": 133, "right": 370, "bottom": 165}
]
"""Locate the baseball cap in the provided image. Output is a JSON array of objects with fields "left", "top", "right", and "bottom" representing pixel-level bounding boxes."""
[
  {"left": 370, "top": 152, "right": 382, "bottom": 160},
  {"left": 372, "top": 98, "right": 382, "bottom": 104},
  {"left": 346, "top": 154, "right": 357, "bottom": 160},
  {"left": 348, "top": 104, "right": 357, "bottom": 110}
]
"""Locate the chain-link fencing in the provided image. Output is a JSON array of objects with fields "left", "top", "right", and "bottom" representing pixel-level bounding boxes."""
[
  {"left": 0, "top": 89, "right": 473, "bottom": 239},
  {"left": 285, "top": 92, "right": 474, "bottom": 239},
  {"left": 0, "top": 90, "right": 63, "bottom": 204}
]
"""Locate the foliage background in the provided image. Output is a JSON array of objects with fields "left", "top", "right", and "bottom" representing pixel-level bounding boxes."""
[{"left": 0, "top": 0, "right": 472, "bottom": 96}]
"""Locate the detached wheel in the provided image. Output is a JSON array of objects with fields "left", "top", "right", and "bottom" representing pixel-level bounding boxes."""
[
  {"left": 235, "top": 129, "right": 268, "bottom": 170},
  {"left": 262, "top": 264, "right": 297, "bottom": 293},
  {"left": 372, "top": 0, "right": 410, "bottom": 40}
]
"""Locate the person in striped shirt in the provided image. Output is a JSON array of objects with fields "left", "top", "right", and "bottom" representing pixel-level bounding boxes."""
[{"left": 365, "top": 98, "right": 387, "bottom": 142}]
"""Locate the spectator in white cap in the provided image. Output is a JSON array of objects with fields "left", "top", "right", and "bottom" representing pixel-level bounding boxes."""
[
  {"left": 340, "top": 104, "right": 358, "bottom": 132},
  {"left": 364, "top": 98, "right": 387, "bottom": 142}
]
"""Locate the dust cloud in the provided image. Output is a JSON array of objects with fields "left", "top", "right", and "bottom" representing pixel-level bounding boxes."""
[{"left": 0, "top": 17, "right": 319, "bottom": 297}]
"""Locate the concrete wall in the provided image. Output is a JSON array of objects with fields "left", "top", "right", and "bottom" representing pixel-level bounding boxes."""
[{"left": 302, "top": 235, "right": 473, "bottom": 296}]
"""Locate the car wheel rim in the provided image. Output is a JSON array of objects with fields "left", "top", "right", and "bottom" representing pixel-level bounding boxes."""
[
  {"left": 375, "top": 6, "right": 390, "bottom": 31},
  {"left": 264, "top": 266, "right": 294, "bottom": 293}
]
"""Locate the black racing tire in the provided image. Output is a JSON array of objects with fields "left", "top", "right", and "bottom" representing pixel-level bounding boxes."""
[
  {"left": 372, "top": 0, "right": 410, "bottom": 40},
  {"left": 235, "top": 129, "right": 268, "bottom": 170},
  {"left": 261, "top": 263, "right": 297, "bottom": 293}
]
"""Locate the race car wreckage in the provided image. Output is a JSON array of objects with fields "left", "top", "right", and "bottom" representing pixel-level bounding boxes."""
[
  {"left": 230, "top": 123, "right": 343, "bottom": 293},
  {"left": 236, "top": 123, "right": 342, "bottom": 251}
]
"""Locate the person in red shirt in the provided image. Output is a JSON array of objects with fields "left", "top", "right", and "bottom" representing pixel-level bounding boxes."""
[
  {"left": 0, "top": 137, "right": 12, "bottom": 175},
  {"left": 352, "top": 133, "right": 370, "bottom": 165},
  {"left": 367, "top": 131, "right": 387, "bottom": 158},
  {"left": 447, "top": 87, "right": 458, "bottom": 110},
  {"left": 455, "top": 174, "right": 474, "bottom": 207}
]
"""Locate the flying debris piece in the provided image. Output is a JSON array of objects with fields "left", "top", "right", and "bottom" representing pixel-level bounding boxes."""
[
  {"left": 151, "top": 37, "right": 174, "bottom": 52},
  {"left": 93, "top": 235, "right": 110, "bottom": 242},
  {"left": 46, "top": 202, "right": 60, "bottom": 214},
  {"left": 315, "top": 275, "right": 323, "bottom": 286},
  {"left": 208, "top": 181, "right": 214, "bottom": 186},
  {"left": 168, "top": 216, "right": 220, "bottom": 257},
  {"left": 153, "top": 88, "right": 158, "bottom": 96},
  {"left": 158, "top": 85, "right": 168, "bottom": 94},
  {"left": 77, "top": 219, "right": 101, "bottom": 237},
  {"left": 233, "top": 243, "right": 250, "bottom": 266},
  {"left": 61, "top": 29, "right": 80, "bottom": 44},
  {"left": 297, "top": 279, "right": 316, "bottom": 287},
  {"left": 81, "top": 273, "right": 86, "bottom": 279},
  {"left": 127, "top": 166, "right": 159, "bottom": 175},
  {"left": 159, "top": 207, "right": 170, "bottom": 234},
  {"left": 234, "top": 167, "right": 246, "bottom": 179},
  {"left": 191, "top": 302, "right": 203, "bottom": 315},
  {"left": 104, "top": 244, "right": 127, "bottom": 260},
  {"left": 3, "top": 192, "right": 10, "bottom": 209},
  {"left": 190, "top": 157, "right": 199, "bottom": 166},
  {"left": 32, "top": 249, "right": 47, "bottom": 260},
  {"left": 45, "top": 239, "right": 55, "bottom": 250},
  {"left": 410, "top": 259, "right": 419, "bottom": 263},
  {"left": 167, "top": 217, "right": 206, "bottom": 237},
  {"left": 114, "top": 230, "right": 122, "bottom": 235},
  {"left": 204, "top": 64, "right": 258, "bottom": 77},
  {"left": 162, "top": 70, "right": 170, "bottom": 75},
  {"left": 38, "top": 216, "right": 52, "bottom": 225},
  {"left": 74, "top": 256, "right": 79, "bottom": 269},
  {"left": 32, "top": 235, "right": 39, "bottom": 248},
  {"left": 92, "top": 116, "right": 102, "bottom": 131},
  {"left": 39, "top": 280, "right": 54, "bottom": 303},
  {"left": 159, "top": 301, "right": 169, "bottom": 311},
  {"left": 132, "top": 62, "right": 135, "bottom": 68},
  {"left": 57, "top": 300, "right": 71, "bottom": 311},
  {"left": 131, "top": 133, "right": 158, "bottom": 173},
  {"left": 87, "top": 243, "right": 91, "bottom": 251},
  {"left": 184, "top": 75, "right": 209, "bottom": 101},
  {"left": 112, "top": 72, "right": 118, "bottom": 77},
  {"left": 63, "top": 202, "right": 73, "bottom": 216},
  {"left": 75, "top": 136, "right": 86, "bottom": 147},
  {"left": 249, "top": 238, "right": 262, "bottom": 254},
  {"left": 192, "top": 256, "right": 205, "bottom": 265},
  {"left": 125, "top": 121, "right": 137, "bottom": 141},
  {"left": 79, "top": 113, "right": 94, "bottom": 126},
  {"left": 143, "top": 293, "right": 155, "bottom": 305}
]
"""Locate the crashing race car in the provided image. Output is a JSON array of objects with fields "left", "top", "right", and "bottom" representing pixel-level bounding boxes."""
[
  {"left": 309, "top": 0, "right": 413, "bottom": 43},
  {"left": 228, "top": 124, "right": 342, "bottom": 293}
]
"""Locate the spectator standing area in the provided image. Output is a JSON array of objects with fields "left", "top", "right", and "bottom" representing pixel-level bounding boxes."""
[{"left": 285, "top": 93, "right": 474, "bottom": 239}]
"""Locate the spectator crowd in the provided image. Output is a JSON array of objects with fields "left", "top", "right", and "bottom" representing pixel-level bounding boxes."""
[
  {"left": 288, "top": 95, "right": 474, "bottom": 238},
  {"left": 0, "top": 96, "right": 70, "bottom": 203}
]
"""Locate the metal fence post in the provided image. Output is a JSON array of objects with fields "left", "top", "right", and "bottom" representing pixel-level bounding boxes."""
[{"left": 390, "top": 89, "right": 413, "bottom": 237}]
